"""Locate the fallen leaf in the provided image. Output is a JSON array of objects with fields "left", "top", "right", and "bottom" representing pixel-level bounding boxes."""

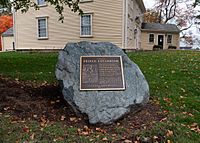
[
  {"left": 112, "top": 134, "right": 117, "bottom": 137},
  {"left": 188, "top": 113, "right": 194, "bottom": 117},
  {"left": 84, "top": 125, "right": 89, "bottom": 131},
  {"left": 167, "top": 140, "right": 171, "bottom": 143},
  {"left": 56, "top": 137, "right": 64, "bottom": 141},
  {"left": 190, "top": 123, "right": 198, "bottom": 127},
  {"left": 163, "top": 110, "right": 169, "bottom": 113},
  {"left": 40, "top": 116, "right": 49, "bottom": 127},
  {"left": 60, "top": 115, "right": 66, "bottom": 121},
  {"left": 190, "top": 127, "right": 196, "bottom": 131},
  {"left": 124, "top": 139, "right": 132, "bottom": 143},
  {"left": 153, "top": 136, "right": 158, "bottom": 139},
  {"left": 33, "top": 114, "right": 37, "bottom": 118},
  {"left": 77, "top": 128, "right": 81, "bottom": 133},
  {"left": 81, "top": 131, "right": 89, "bottom": 136},
  {"left": 23, "top": 127, "right": 29, "bottom": 133},
  {"left": 182, "top": 112, "right": 187, "bottom": 115},
  {"left": 50, "top": 101, "right": 56, "bottom": 104},
  {"left": 40, "top": 122, "right": 46, "bottom": 127},
  {"left": 96, "top": 128, "right": 106, "bottom": 134},
  {"left": 15, "top": 78, "right": 19, "bottom": 81},
  {"left": 163, "top": 98, "right": 171, "bottom": 102},
  {"left": 40, "top": 117, "right": 46, "bottom": 123},
  {"left": 70, "top": 117, "right": 77, "bottom": 122},
  {"left": 3, "top": 107, "right": 10, "bottom": 111},
  {"left": 136, "top": 136, "right": 140, "bottom": 141},
  {"left": 181, "top": 88, "right": 186, "bottom": 92},
  {"left": 166, "top": 130, "right": 173, "bottom": 137},
  {"left": 102, "top": 137, "right": 108, "bottom": 141},
  {"left": 30, "top": 133, "right": 35, "bottom": 140}
]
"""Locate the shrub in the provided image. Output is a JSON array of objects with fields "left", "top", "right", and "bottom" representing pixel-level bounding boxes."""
[
  {"left": 168, "top": 46, "right": 177, "bottom": 49},
  {"left": 153, "top": 45, "right": 162, "bottom": 50}
]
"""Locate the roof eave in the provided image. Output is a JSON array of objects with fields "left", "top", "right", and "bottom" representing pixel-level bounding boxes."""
[
  {"left": 141, "top": 29, "right": 180, "bottom": 33},
  {"left": 2, "top": 34, "right": 14, "bottom": 37}
]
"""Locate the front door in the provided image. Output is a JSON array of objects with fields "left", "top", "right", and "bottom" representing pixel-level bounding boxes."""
[{"left": 158, "top": 35, "right": 164, "bottom": 49}]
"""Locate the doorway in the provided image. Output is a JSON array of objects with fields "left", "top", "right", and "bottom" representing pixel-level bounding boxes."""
[{"left": 158, "top": 35, "right": 164, "bottom": 49}]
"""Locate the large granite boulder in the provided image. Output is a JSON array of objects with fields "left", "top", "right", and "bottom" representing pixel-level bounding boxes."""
[{"left": 55, "top": 41, "right": 149, "bottom": 124}]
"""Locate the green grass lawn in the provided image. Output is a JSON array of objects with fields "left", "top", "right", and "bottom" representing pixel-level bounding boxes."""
[
  {"left": 128, "top": 51, "right": 200, "bottom": 142},
  {"left": 0, "top": 51, "right": 199, "bottom": 142},
  {"left": 0, "top": 52, "right": 58, "bottom": 83}
]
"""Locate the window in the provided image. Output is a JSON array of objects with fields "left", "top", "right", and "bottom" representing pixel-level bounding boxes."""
[
  {"left": 167, "top": 35, "right": 172, "bottom": 44},
  {"left": 80, "top": 0, "right": 93, "bottom": 3},
  {"left": 37, "top": 0, "right": 45, "bottom": 6},
  {"left": 38, "top": 17, "right": 48, "bottom": 39},
  {"left": 149, "top": 34, "right": 154, "bottom": 43},
  {"left": 80, "top": 14, "right": 92, "bottom": 37}
]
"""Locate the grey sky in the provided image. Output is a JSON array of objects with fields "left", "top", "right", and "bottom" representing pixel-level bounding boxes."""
[{"left": 143, "top": 0, "right": 156, "bottom": 9}]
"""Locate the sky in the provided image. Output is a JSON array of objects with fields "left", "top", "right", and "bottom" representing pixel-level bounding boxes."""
[{"left": 143, "top": 0, "right": 156, "bottom": 9}]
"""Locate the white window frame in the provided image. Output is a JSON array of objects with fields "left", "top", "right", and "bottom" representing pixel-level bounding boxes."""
[
  {"left": 149, "top": 33, "right": 154, "bottom": 43},
  {"left": 167, "top": 34, "right": 173, "bottom": 44},
  {"left": 80, "top": 0, "right": 93, "bottom": 3},
  {"left": 37, "top": 0, "right": 46, "bottom": 7},
  {"left": 37, "top": 17, "right": 48, "bottom": 40},
  {"left": 80, "top": 13, "right": 93, "bottom": 37}
]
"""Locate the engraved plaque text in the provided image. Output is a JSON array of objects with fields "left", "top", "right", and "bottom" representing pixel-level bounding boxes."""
[{"left": 80, "top": 56, "right": 125, "bottom": 90}]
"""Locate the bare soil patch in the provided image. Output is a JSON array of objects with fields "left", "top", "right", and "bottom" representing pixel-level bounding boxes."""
[{"left": 0, "top": 77, "right": 165, "bottom": 141}]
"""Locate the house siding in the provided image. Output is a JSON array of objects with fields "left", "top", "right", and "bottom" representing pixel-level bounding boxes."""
[
  {"left": 2, "top": 36, "right": 14, "bottom": 51},
  {"left": 126, "top": 0, "right": 143, "bottom": 49},
  {"left": 14, "top": 0, "right": 123, "bottom": 50},
  {"left": 141, "top": 31, "right": 180, "bottom": 50}
]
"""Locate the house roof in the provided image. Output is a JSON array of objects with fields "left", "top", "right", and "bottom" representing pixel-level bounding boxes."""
[
  {"left": 141, "top": 23, "right": 180, "bottom": 33},
  {"left": 2, "top": 27, "right": 14, "bottom": 37}
]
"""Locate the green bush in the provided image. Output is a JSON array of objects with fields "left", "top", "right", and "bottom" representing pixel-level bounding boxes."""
[
  {"left": 168, "top": 45, "right": 177, "bottom": 49},
  {"left": 153, "top": 45, "right": 162, "bottom": 50}
]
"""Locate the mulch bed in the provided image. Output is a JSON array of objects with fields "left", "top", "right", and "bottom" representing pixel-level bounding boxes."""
[{"left": 0, "top": 77, "right": 166, "bottom": 142}]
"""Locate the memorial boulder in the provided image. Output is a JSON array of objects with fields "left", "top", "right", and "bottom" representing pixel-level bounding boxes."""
[{"left": 55, "top": 41, "right": 149, "bottom": 124}]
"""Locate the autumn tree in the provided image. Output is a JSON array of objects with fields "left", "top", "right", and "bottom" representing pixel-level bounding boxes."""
[
  {"left": 0, "top": 0, "right": 11, "bottom": 14},
  {"left": 153, "top": 0, "right": 198, "bottom": 31},
  {"left": 0, "top": 0, "right": 82, "bottom": 21},
  {"left": 194, "top": 0, "right": 200, "bottom": 19},
  {"left": 143, "top": 9, "right": 160, "bottom": 23},
  {"left": 0, "top": 15, "right": 13, "bottom": 50},
  {"left": 155, "top": 0, "right": 178, "bottom": 23},
  {"left": 194, "top": 0, "right": 200, "bottom": 7}
]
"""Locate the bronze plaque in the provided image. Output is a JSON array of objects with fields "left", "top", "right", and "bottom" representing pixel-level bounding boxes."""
[{"left": 80, "top": 56, "right": 125, "bottom": 90}]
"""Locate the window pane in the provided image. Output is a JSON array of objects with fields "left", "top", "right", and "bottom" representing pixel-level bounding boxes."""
[
  {"left": 37, "top": 0, "right": 45, "bottom": 5},
  {"left": 167, "top": 35, "right": 172, "bottom": 43},
  {"left": 39, "top": 19, "right": 46, "bottom": 28},
  {"left": 38, "top": 18, "right": 47, "bottom": 38},
  {"left": 81, "top": 14, "right": 92, "bottom": 36},
  {"left": 149, "top": 34, "right": 154, "bottom": 43}
]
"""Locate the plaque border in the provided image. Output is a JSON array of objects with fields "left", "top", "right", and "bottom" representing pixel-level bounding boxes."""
[{"left": 80, "top": 56, "right": 125, "bottom": 91}]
